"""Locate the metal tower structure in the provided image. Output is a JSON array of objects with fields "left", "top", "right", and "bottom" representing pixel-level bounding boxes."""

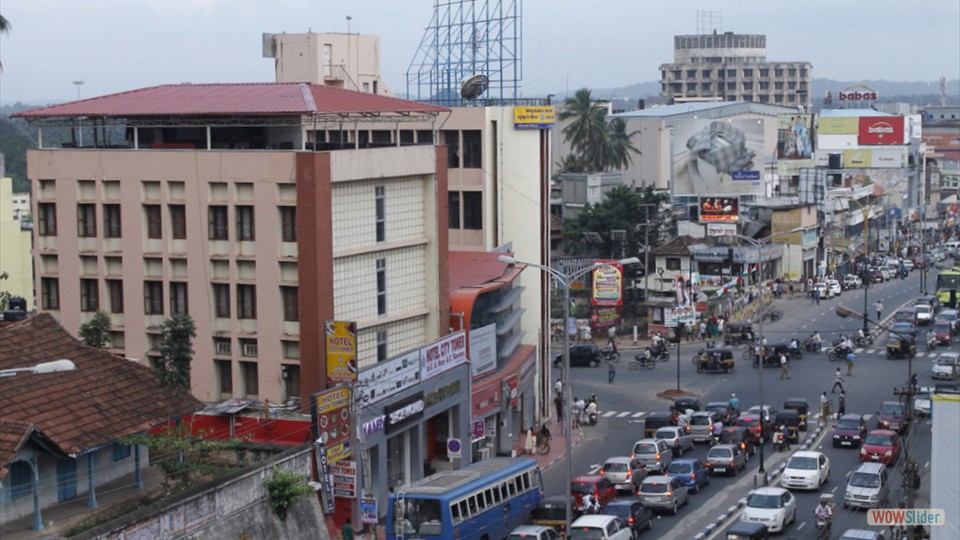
[{"left": 406, "top": 0, "right": 523, "bottom": 107}]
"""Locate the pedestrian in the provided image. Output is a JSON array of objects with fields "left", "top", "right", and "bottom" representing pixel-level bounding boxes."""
[
  {"left": 608, "top": 359, "right": 616, "bottom": 384},
  {"left": 846, "top": 351, "right": 856, "bottom": 376},
  {"left": 875, "top": 300, "right": 883, "bottom": 321},
  {"left": 815, "top": 288, "right": 821, "bottom": 305},
  {"left": 779, "top": 353, "right": 791, "bottom": 380},
  {"left": 698, "top": 320, "right": 707, "bottom": 341},
  {"left": 781, "top": 423, "right": 792, "bottom": 451},
  {"left": 554, "top": 393, "right": 564, "bottom": 423},
  {"left": 571, "top": 397, "right": 583, "bottom": 429},
  {"left": 554, "top": 377, "right": 563, "bottom": 397},
  {"left": 831, "top": 368, "right": 845, "bottom": 393},
  {"left": 838, "top": 391, "right": 847, "bottom": 416},
  {"left": 341, "top": 517, "right": 354, "bottom": 540},
  {"left": 524, "top": 426, "right": 536, "bottom": 455},
  {"left": 820, "top": 391, "right": 830, "bottom": 422},
  {"left": 718, "top": 317, "right": 725, "bottom": 336}
]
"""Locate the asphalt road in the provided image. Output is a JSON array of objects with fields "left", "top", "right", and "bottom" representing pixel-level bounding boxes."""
[{"left": 542, "top": 261, "right": 950, "bottom": 539}]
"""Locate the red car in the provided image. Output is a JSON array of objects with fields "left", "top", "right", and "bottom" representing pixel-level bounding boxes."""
[
  {"left": 933, "top": 321, "right": 953, "bottom": 346},
  {"left": 570, "top": 475, "right": 618, "bottom": 510},
  {"left": 736, "top": 414, "right": 766, "bottom": 443},
  {"left": 859, "top": 429, "right": 902, "bottom": 466}
]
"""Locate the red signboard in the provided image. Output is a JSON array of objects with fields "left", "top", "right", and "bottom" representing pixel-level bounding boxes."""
[{"left": 858, "top": 117, "right": 904, "bottom": 146}]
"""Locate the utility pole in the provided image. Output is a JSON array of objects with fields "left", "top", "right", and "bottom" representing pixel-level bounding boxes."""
[{"left": 893, "top": 359, "right": 921, "bottom": 540}]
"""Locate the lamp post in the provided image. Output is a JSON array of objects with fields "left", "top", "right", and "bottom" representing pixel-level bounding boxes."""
[
  {"left": 498, "top": 255, "right": 640, "bottom": 532},
  {"left": 843, "top": 196, "right": 878, "bottom": 337}
]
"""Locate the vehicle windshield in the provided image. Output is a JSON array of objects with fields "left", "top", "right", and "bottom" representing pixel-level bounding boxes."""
[
  {"left": 641, "top": 482, "right": 669, "bottom": 493},
  {"left": 937, "top": 356, "right": 957, "bottom": 366},
  {"left": 836, "top": 419, "right": 861, "bottom": 430},
  {"left": 849, "top": 472, "right": 880, "bottom": 488},
  {"left": 393, "top": 498, "right": 441, "bottom": 535},
  {"left": 747, "top": 494, "right": 783, "bottom": 509},
  {"left": 880, "top": 403, "right": 903, "bottom": 415},
  {"left": 568, "top": 528, "right": 605, "bottom": 540},
  {"left": 707, "top": 448, "right": 733, "bottom": 459},
  {"left": 786, "top": 456, "right": 818, "bottom": 470},
  {"left": 571, "top": 482, "right": 596, "bottom": 494},
  {"left": 603, "top": 462, "right": 627, "bottom": 473},
  {"left": 865, "top": 433, "right": 894, "bottom": 446},
  {"left": 939, "top": 313, "right": 958, "bottom": 322},
  {"left": 916, "top": 306, "right": 931, "bottom": 314},
  {"left": 691, "top": 416, "right": 712, "bottom": 426},
  {"left": 656, "top": 429, "right": 678, "bottom": 439},
  {"left": 934, "top": 324, "right": 951, "bottom": 333},
  {"left": 667, "top": 462, "right": 692, "bottom": 474},
  {"left": 634, "top": 443, "right": 656, "bottom": 453}
]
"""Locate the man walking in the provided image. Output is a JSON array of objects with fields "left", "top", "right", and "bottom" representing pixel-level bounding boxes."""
[
  {"left": 875, "top": 300, "right": 884, "bottom": 322},
  {"left": 831, "top": 367, "right": 845, "bottom": 393},
  {"left": 820, "top": 391, "right": 830, "bottom": 422},
  {"left": 846, "top": 351, "right": 856, "bottom": 376},
  {"left": 779, "top": 352, "right": 791, "bottom": 380},
  {"left": 554, "top": 393, "right": 564, "bottom": 424},
  {"left": 838, "top": 391, "right": 847, "bottom": 416},
  {"left": 554, "top": 377, "right": 563, "bottom": 397}
]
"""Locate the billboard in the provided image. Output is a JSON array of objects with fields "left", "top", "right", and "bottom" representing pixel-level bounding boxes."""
[
  {"left": 312, "top": 387, "right": 353, "bottom": 464},
  {"left": 776, "top": 114, "right": 813, "bottom": 160},
  {"left": 706, "top": 223, "right": 737, "bottom": 236},
  {"left": 699, "top": 196, "right": 740, "bottom": 223},
  {"left": 591, "top": 260, "right": 624, "bottom": 307},
  {"left": 672, "top": 119, "right": 765, "bottom": 196},
  {"left": 420, "top": 331, "right": 467, "bottom": 379},
  {"left": 325, "top": 321, "right": 358, "bottom": 384},
  {"left": 842, "top": 148, "right": 905, "bottom": 169},
  {"left": 357, "top": 350, "right": 421, "bottom": 406},
  {"left": 818, "top": 116, "right": 859, "bottom": 135},
  {"left": 468, "top": 323, "right": 498, "bottom": 377},
  {"left": 513, "top": 106, "right": 556, "bottom": 129},
  {"left": 858, "top": 116, "right": 904, "bottom": 146}
]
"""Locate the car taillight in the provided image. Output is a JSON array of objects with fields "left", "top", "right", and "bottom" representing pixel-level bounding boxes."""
[
  {"left": 628, "top": 517, "right": 634, "bottom": 524},
  {"left": 626, "top": 470, "right": 632, "bottom": 478},
  {"left": 656, "top": 453, "right": 661, "bottom": 459},
  {"left": 729, "top": 461, "right": 735, "bottom": 467},
  {"left": 666, "top": 491, "right": 672, "bottom": 496},
  {"left": 740, "top": 442, "right": 746, "bottom": 449},
  {"left": 599, "top": 469, "right": 604, "bottom": 476},
  {"left": 690, "top": 473, "right": 696, "bottom": 479},
  {"left": 705, "top": 461, "right": 711, "bottom": 467},
  {"left": 685, "top": 425, "right": 691, "bottom": 432}
]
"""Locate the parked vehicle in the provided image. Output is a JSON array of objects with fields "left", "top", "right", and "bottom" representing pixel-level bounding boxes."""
[
  {"left": 813, "top": 282, "right": 831, "bottom": 299},
  {"left": 568, "top": 515, "right": 634, "bottom": 540},
  {"left": 844, "top": 462, "right": 889, "bottom": 510},
  {"left": 602, "top": 500, "right": 653, "bottom": 537},
  {"left": 740, "top": 487, "right": 797, "bottom": 534},
  {"left": 666, "top": 458, "right": 711, "bottom": 493},
  {"left": 859, "top": 430, "right": 902, "bottom": 466},
  {"left": 833, "top": 414, "right": 870, "bottom": 448},
  {"left": 878, "top": 266, "right": 895, "bottom": 281},
  {"left": 600, "top": 456, "right": 647, "bottom": 493},
  {"left": 706, "top": 444, "right": 747, "bottom": 476},
  {"left": 637, "top": 475, "right": 689, "bottom": 515},
  {"left": 826, "top": 279, "right": 842, "bottom": 297},
  {"left": 554, "top": 344, "right": 603, "bottom": 368},
  {"left": 656, "top": 426, "right": 696, "bottom": 457},
  {"left": 631, "top": 438, "right": 672, "bottom": 474},
  {"left": 779, "top": 451, "right": 830, "bottom": 490}
]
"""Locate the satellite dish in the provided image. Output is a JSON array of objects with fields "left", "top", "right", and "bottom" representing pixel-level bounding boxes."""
[{"left": 460, "top": 74, "right": 489, "bottom": 101}]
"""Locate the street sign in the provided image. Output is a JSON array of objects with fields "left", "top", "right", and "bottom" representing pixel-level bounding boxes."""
[{"left": 447, "top": 438, "right": 462, "bottom": 459}]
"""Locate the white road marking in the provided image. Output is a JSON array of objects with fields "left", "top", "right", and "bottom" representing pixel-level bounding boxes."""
[
  {"left": 855, "top": 348, "right": 865, "bottom": 353},
  {"left": 797, "top": 522, "right": 806, "bottom": 531},
  {"left": 632, "top": 412, "right": 646, "bottom": 418},
  {"left": 831, "top": 486, "right": 839, "bottom": 493},
  {"left": 617, "top": 411, "right": 631, "bottom": 418},
  {"left": 603, "top": 411, "right": 616, "bottom": 417}
]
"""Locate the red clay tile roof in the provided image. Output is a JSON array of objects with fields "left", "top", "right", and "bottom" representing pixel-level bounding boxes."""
[
  {"left": 12, "top": 83, "right": 448, "bottom": 118},
  {"left": 448, "top": 251, "right": 514, "bottom": 293},
  {"left": 0, "top": 420, "right": 34, "bottom": 481},
  {"left": 0, "top": 313, "right": 202, "bottom": 464}
]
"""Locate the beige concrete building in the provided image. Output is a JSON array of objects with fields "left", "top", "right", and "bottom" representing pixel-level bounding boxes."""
[
  {"left": 264, "top": 31, "right": 393, "bottom": 96},
  {"left": 0, "top": 177, "right": 34, "bottom": 310}
]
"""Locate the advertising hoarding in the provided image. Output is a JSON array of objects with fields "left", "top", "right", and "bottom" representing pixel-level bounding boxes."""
[
  {"left": 706, "top": 222, "right": 737, "bottom": 236},
  {"left": 325, "top": 321, "right": 357, "bottom": 384},
  {"left": 591, "top": 260, "right": 624, "bottom": 306},
  {"left": 672, "top": 119, "right": 765, "bottom": 196},
  {"left": 357, "top": 350, "right": 421, "bottom": 406},
  {"left": 858, "top": 116, "right": 905, "bottom": 146},
  {"left": 312, "top": 387, "right": 353, "bottom": 464},
  {"left": 513, "top": 106, "right": 556, "bottom": 129},
  {"left": 665, "top": 305, "right": 696, "bottom": 328},
  {"left": 420, "top": 331, "right": 467, "bottom": 379},
  {"left": 699, "top": 196, "right": 739, "bottom": 222},
  {"left": 818, "top": 116, "right": 859, "bottom": 135},
  {"left": 776, "top": 114, "right": 813, "bottom": 160},
  {"left": 469, "top": 323, "right": 498, "bottom": 377}
]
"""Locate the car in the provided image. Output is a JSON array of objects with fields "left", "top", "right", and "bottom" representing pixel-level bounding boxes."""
[
  {"left": 571, "top": 475, "right": 618, "bottom": 510},
  {"left": 666, "top": 458, "right": 710, "bottom": 493},
  {"left": 932, "top": 352, "right": 959, "bottom": 381},
  {"left": 914, "top": 387, "right": 933, "bottom": 417},
  {"left": 812, "top": 282, "right": 830, "bottom": 299},
  {"left": 689, "top": 411, "right": 720, "bottom": 443},
  {"left": 826, "top": 279, "right": 842, "bottom": 297},
  {"left": 509, "top": 525, "right": 563, "bottom": 540},
  {"left": 602, "top": 499, "right": 653, "bottom": 537},
  {"left": 844, "top": 462, "right": 890, "bottom": 510},
  {"left": 725, "top": 521, "right": 771, "bottom": 540},
  {"left": 705, "top": 444, "right": 747, "bottom": 476},
  {"left": 838, "top": 529, "right": 886, "bottom": 540},
  {"left": 655, "top": 426, "right": 696, "bottom": 457},
  {"left": 719, "top": 426, "right": 756, "bottom": 457},
  {"left": 859, "top": 429, "right": 902, "bottom": 466},
  {"left": 637, "top": 475, "right": 689, "bottom": 515},
  {"left": 642, "top": 411, "right": 677, "bottom": 438},
  {"left": 631, "top": 438, "right": 672, "bottom": 474},
  {"left": 933, "top": 321, "right": 954, "bottom": 346},
  {"left": 936, "top": 309, "right": 960, "bottom": 334},
  {"left": 706, "top": 401, "right": 738, "bottom": 425},
  {"left": 889, "top": 321, "right": 917, "bottom": 340},
  {"left": 568, "top": 515, "right": 634, "bottom": 540},
  {"left": 894, "top": 307, "right": 919, "bottom": 326},
  {"left": 870, "top": 268, "right": 885, "bottom": 283},
  {"left": 915, "top": 295, "right": 941, "bottom": 316},
  {"left": 878, "top": 266, "right": 895, "bottom": 281},
  {"left": 555, "top": 344, "right": 602, "bottom": 368},
  {"left": 877, "top": 401, "right": 908, "bottom": 432},
  {"left": 745, "top": 405, "right": 778, "bottom": 425},
  {"left": 600, "top": 456, "right": 647, "bottom": 493},
  {"left": 672, "top": 396, "right": 703, "bottom": 414},
  {"left": 779, "top": 451, "right": 830, "bottom": 490},
  {"left": 740, "top": 487, "right": 797, "bottom": 534},
  {"left": 736, "top": 414, "right": 772, "bottom": 444},
  {"left": 842, "top": 275, "right": 862, "bottom": 290},
  {"left": 833, "top": 414, "right": 870, "bottom": 448},
  {"left": 915, "top": 304, "right": 933, "bottom": 326},
  {"left": 902, "top": 259, "right": 915, "bottom": 272}
]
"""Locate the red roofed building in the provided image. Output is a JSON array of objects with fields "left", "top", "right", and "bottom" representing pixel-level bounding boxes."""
[{"left": 0, "top": 313, "right": 201, "bottom": 529}]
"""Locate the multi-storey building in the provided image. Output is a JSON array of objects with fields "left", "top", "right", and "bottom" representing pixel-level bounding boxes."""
[
  {"left": 660, "top": 32, "right": 812, "bottom": 111},
  {"left": 0, "top": 177, "right": 34, "bottom": 309}
]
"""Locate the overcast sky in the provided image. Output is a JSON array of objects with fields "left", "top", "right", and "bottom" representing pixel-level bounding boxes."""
[{"left": 1, "top": 0, "right": 958, "bottom": 106}]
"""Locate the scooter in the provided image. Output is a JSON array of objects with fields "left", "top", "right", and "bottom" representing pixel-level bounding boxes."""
[
  {"left": 815, "top": 518, "right": 831, "bottom": 540},
  {"left": 773, "top": 432, "right": 788, "bottom": 452}
]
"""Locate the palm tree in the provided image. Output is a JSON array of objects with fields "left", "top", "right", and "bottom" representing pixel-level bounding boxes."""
[
  {"left": 605, "top": 118, "right": 641, "bottom": 170},
  {"left": 558, "top": 88, "right": 607, "bottom": 164},
  {"left": 0, "top": 14, "right": 9, "bottom": 72}
]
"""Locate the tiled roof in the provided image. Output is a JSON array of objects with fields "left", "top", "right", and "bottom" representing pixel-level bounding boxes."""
[
  {"left": 0, "top": 420, "right": 34, "bottom": 481},
  {"left": 651, "top": 235, "right": 706, "bottom": 256},
  {"left": 13, "top": 83, "right": 448, "bottom": 118},
  {"left": 448, "top": 251, "right": 513, "bottom": 293},
  {"left": 0, "top": 313, "right": 202, "bottom": 464}
]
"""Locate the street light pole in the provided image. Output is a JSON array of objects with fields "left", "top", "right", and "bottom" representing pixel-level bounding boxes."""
[
  {"left": 498, "top": 255, "right": 640, "bottom": 533},
  {"left": 844, "top": 197, "right": 876, "bottom": 337}
]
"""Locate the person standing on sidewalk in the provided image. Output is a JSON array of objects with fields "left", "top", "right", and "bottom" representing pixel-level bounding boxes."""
[
  {"left": 875, "top": 300, "right": 884, "bottom": 321},
  {"left": 831, "top": 368, "right": 845, "bottom": 393},
  {"left": 554, "top": 393, "right": 564, "bottom": 423}
]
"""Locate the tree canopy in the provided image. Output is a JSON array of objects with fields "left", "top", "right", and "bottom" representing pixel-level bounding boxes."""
[
  {"left": 557, "top": 88, "right": 640, "bottom": 172},
  {"left": 79, "top": 310, "right": 112, "bottom": 349},
  {"left": 156, "top": 314, "right": 197, "bottom": 392}
]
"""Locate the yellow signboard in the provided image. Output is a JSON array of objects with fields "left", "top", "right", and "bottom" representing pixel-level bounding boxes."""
[
  {"left": 843, "top": 149, "right": 873, "bottom": 169},
  {"left": 325, "top": 321, "right": 358, "bottom": 384},
  {"left": 818, "top": 117, "right": 859, "bottom": 135},
  {"left": 513, "top": 106, "right": 556, "bottom": 129}
]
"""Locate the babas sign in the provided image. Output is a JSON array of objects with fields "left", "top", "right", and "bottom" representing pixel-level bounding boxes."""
[{"left": 858, "top": 116, "right": 905, "bottom": 146}]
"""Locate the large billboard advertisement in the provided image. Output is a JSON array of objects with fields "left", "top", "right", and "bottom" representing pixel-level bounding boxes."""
[
  {"left": 776, "top": 114, "right": 813, "bottom": 160},
  {"left": 672, "top": 119, "right": 765, "bottom": 196},
  {"left": 858, "top": 116, "right": 905, "bottom": 146},
  {"left": 699, "top": 196, "right": 740, "bottom": 222},
  {"left": 818, "top": 117, "right": 859, "bottom": 135},
  {"left": 591, "top": 260, "right": 624, "bottom": 307}
]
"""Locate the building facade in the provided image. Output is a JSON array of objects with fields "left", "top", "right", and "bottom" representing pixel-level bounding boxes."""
[
  {"left": 0, "top": 177, "right": 34, "bottom": 310},
  {"left": 264, "top": 31, "right": 392, "bottom": 96}
]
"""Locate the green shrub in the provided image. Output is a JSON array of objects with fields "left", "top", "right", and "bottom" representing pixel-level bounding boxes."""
[{"left": 263, "top": 466, "right": 313, "bottom": 519}]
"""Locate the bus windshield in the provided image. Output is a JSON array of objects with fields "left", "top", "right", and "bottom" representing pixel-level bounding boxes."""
[{"left": 393, "top": 498, "right": 442, "bottom": 536}]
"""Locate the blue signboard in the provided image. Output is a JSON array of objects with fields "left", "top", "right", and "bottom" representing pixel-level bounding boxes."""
[{"left": 731, "top": 171, "right": 761, "bottom": 181}]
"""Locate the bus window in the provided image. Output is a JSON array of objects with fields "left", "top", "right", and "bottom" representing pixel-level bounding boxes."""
[
  {"left": 514, "top": 476, "right": 523, "bottom": 493},
  {"left": 451, "top": 502, "right": 461, "bottom": 524},
  {"left": 521, "top": 473, "right": 530, "bottom": 490},
  {"left": 508, "top": 480, "right": 517, "bottom": 497},
  {"left": 492, "top": 486, "right": 501, "bottom": 503},
  {"left": 459, "top": 500, "right": 469, "bottom": 520},
  {"left": 476, "top": 493, "right": 487, "bottom": 511},
  {"left": 500, "top": 482, "right": 508, "bottom": 500}
]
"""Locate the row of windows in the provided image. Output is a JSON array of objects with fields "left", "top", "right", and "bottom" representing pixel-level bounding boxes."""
[
  {"left": 36, "top": 202, "right": 297, "bottom": 243},
  {"left": 449, "top": 468, "right": 538, "bottom": 525},
  {"left": 664, "top": 67, "right": 807, "bottom": 79},
  {"left": 213, "top": 359, "right": 301, "bottom": 400},
  {"left": 669, "top": 81, "right": 803, "bottom": 92},
  {"left": 444, "top": 130, "right": 482, "bottom": 169},
  {"left": 7, "top": 444, "right": 133, "bottom": 500}
]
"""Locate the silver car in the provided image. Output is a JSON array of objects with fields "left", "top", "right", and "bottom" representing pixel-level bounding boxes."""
[
  {"left": 631, "top": 438, "right": 672, "bottom": 474},
  {"left": 689, "top": 411, "right": 719, "bottom": 443},
  {"left": 655, "top": 426, "right": 695, "bottom": 456},
  {"left": 637, "top": 475, "right": 689, "bottom": 515},
  {"left": 601, "top": 456, "right": 647, "bottom": 493}
]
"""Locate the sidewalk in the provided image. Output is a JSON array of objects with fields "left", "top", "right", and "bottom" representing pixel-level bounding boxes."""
[{"left": 515, "top": 421, "right": 583, "bottom": 472}]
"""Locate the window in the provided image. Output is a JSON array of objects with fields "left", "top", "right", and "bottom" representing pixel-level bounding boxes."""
[
  {"left": 237, "top": 284, "right": 257, "bottom": 319},
  {"left": 9, "top": 461, "right": 31, "bottom": 499},
  {"left": 241, "top": 361, "right": 259, "bottom": 397},
  {"left": 214, "top": 338, "right": 232, "bottom": 355},
  {"left": 77, "top": 204, "right": 96, "bottom": 237},
  {"left": 377, "top": 330, "right": 388, "bottom": 362},
  {"left": 216, "top": 360, "right": 233, "bottom": 395},
  {"left": 236, "top": 205, "right": 255, "bottom": 241},
  {"left": 209, "top": 205, "right": 228, "bottom": 240},
  {"left": 213, "top": 283, "right": 230, "bottom": 317},
  {"left": 170, "top": 282, "right": 188, "bottom": 315},
  {"left": 281, "top": 286, "right": 299, "bottom": 321},
  {"left": 38, "top": 203, "right": 57, "bottom": 236},
  {"left": 144, "top": 281, "right": 164, "bottom": 315},
  {"left": 112, "top": 443, "right": 132, "bottom": 461},
  {"left": 448, "top": 192, "right": 461, "bottom": 229},
  {"left": 666, "top": 257, "right": 681, "bottom": 271},
  {"left": 444, "top": 130, "right": 459, "bottom": 168},
  {"left": 170, "top": 204, "right": 186, "bottom": 239},
  {"left": 462, "top": 130, "right": 482, "bottom": 168},
  {"left": 144, "top": 205, "right": 162, "bottom": 239},
  {"left": 463, "top": 192, "right": 482, "bottom": 230},
  {"left": 376, "top": 259, "right": 387, "bottom": 316},
  {"left": 375, "top": 185, "right": 386, "bottom": 242},
  {"left": 80, "top": 279, "right": 99, "bottom": 312},
  {"left": 282, "top": 365, "right": 300, "bottom": 399},
  {"left": 41, "top": 278, "right": 60, "bottom": 309},
  {"left": 107, "top": 279, "right": 124, "bottom": 313},
  {"left": 280, "top": 206, "right": 297, "bottom": 242},
  {"left": 103, "top": 204, "right": 121, "bottom": 238}
]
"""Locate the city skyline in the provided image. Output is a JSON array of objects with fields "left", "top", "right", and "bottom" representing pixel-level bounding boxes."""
[{"left": 1, "top": 0, "right": 958, "bottom": 105}]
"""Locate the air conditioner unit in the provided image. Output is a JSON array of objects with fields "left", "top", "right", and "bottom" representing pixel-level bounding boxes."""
[
  {"left": 215, "top": 341, "right": 232, "bottom": 355},
  {"left": 478, "top": 447, "right": 491, "bottom": 460},
  {"left": 242, "top": 343, "right": 258, "bottom": 357}
]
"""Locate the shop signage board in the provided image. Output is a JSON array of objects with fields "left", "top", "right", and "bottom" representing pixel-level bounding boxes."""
[
  {"left": 357, "top": 350, "right": 420, "bottom": 406},
  {"left": 331, "top": 460, "right": 357, "bottom": 499},
  {"left": 385, "top": 392, "right": 425, "bottom": 434},
  {"left": 469, "top": 323, "right": 498, "bottom": 376},
  {"left": 314, "top": 439, "right": 335, "bottom": 513},
  {"left": 471, "top": 419, "right": 486, "bottom": 442},
  {"left": 513, "top": 106, "right": 556, "bottom": 129},
  {"left": 311, "top": 387, "right": 352, "bottom": 464},
  {"left": 361, "top": 497, "right": 379, "bottom": 525},
  {"left": 706, "top": 223, "right": 737, "bottom": 236},
  {"left": 420, "top": 331, "right": 467, "bottom": 379},
  {"left": 325, "top": 320, "right": 358, "bottom": 384},
  {"left": 591, "top": 259, "right": 624, "bottom": 306}
]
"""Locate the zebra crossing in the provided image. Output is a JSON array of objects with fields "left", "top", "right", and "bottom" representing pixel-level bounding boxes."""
[
  {"left": 592, "top": 410, "right": 830, "bottom": 425},
  {"left": 855, "top": 348, "right": 943, "bottom": 357}
]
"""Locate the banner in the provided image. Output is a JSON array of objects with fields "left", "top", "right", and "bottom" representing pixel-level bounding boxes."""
[
  {"left": 776, "top": 114, "right": 813, "bottom": 160},
  {"left": 420, "top": 331, "right": 467, "bottom": 380},
  {"left": 664, "top": 305, "right": 696, "bottom": 328},
  {"left": 591, "top": 260, "right": 624, "bottom": 306},
  {"left": 312, "top": 387, "right": 353, "bottom": 464},
  {"left": 699, "top": 196, "right": 739, "bottom": 223},
  {"left": 858, "top": 116, "right": 904, "bottom": 146},
  {"left": 672, "top": 118, "right": 765, "bottom": 196},
  {"left": 706, "top": 223, "right": 737, "bottom": 236},
  {"left": 325, "top": 321, "right": 357, "bottom": 384},
  {"left": 469, "top": 323, "right": 498, "bottom": 376},
  {"left": 357, "top": 350, "right": 420, "bottom": 406}
]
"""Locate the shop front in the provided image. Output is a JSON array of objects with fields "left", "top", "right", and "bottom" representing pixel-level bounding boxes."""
[{"left": 469, "top": 344, "right": 537, "bottom": 460}]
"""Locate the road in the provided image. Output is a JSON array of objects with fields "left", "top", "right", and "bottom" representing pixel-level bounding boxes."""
[{"left": 541, "top": 263, "right": 949, "bottom": 539}]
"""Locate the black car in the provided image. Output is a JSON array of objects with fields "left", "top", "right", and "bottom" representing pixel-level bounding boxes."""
[
  {"left": 833, "top": 413, "right": 870, "bottom": 448},
  {"left": 706, "top": 401, "right": 739, "bottom": 425},
  {"left": 553, "top": 344, "right": 602, "bottom": 368},
  {"left": 603, "top": 499, "right": 653, "bottom": 536},
  {"left": 643, "top": 411, "right": 677, "bottom": 438},
  {"left": 719, "top": 426, "right": 756, "bottom": 457},
  {"left": 672, "top": 396, "right": 703, "bottom": 414}
]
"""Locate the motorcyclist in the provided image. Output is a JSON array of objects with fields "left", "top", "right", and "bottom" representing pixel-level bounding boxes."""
[
  {"left": 807, "top": 331, "right": 822, "bottom": 352},
  {"left": 582, "top": 492, "right": 597, "bottom": 514},
  {"left": 814, "top": 495, "right": 834, "bottom": 536},
  {"left": 585, "top": 396, "right": 599, "bottom": 424},
  {"left": 789, "top": 338, "right": 801, "bottom": 355},
  {"left": 712, "top": 419, "right": 724, "bottom": 443}
]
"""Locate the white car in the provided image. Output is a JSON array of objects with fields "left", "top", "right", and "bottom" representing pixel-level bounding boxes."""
[
  {"left": 812, "top": 283, "right": 830, "bottom": 299},
  {"left": 568, "top": 515, "right": 634, "bottom": 540},
  {"left": 780, "top": 451, "right": 831, "bottom": 490},
  {"left": 902, "top": 259, "right": 915, "bottom": 272},
  {"left": 932, "top": 352, "right": 959, "bottom": 381},
  {"left": 741, "top": 487, "right": 797, "bottom": 533},
  {"left": 915, "top": 304, "right": 933, "bottom": 326},
  {"left": 826, "top": 279, "right": 842, "bottom": 297},
  {"left": 842, "top": 275, "right": 862, "bottom": 290},
  {"left": 914, "top": 387, "right": 933, "bottom": 417}
]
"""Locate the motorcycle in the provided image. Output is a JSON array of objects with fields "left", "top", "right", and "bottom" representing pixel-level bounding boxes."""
[
  {"left": 599, "top": 345, "right": 620, "bottom": 363},
  {"left": 773, "top": 432, "right": 787, "bottom": 452},
  {"left": 827, "top": 347, "right": 848, "bottom": 362},
  {"left": 815, "top": 518, "right": 832, "bottom": 540},
  {"left": 630, "top": 352, "right": 656, "bottom": 370},
  {"left": 854, "top": 335, "right": 873, "bottom": 348},
  {"left": 804, "top": 339, "right": 822, "bottom": 353}
]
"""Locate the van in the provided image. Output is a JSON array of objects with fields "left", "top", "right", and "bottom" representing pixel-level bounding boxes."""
[{"left": 844, "top": 462, "right": 889, "bottom": 510}]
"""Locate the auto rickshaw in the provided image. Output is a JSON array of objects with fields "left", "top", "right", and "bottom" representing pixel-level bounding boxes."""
[
  {"left": 752, "top": 347, "right": 781, "bottom": 368},
  {"left": 782, "top": 398, "right": 810, "bottom": 431},
  {"left": 886, "top": 336, "right": 917, "bottom": 359},
  {"left": 724, "top": 322, "right": 755, "bottom": 346},
  {"left": 777, "top": 410, "right": 801, "bottom": 444},
  {"left": 768, "top": 341, "right": 802, "bottom": 361},
  {"left": 532, "top": 496, "right": 575, "bottom": 535},
  {"left": 694, "top": 347, "right": 736, "bottom": 373},
  {"left": 725, "top": 521, "right": 770, "bottom": 540}
]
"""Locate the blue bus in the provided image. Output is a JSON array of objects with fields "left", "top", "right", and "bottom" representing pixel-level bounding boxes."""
[{"left": 386, "top": 457, "right": 543, "bottom": 540}]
